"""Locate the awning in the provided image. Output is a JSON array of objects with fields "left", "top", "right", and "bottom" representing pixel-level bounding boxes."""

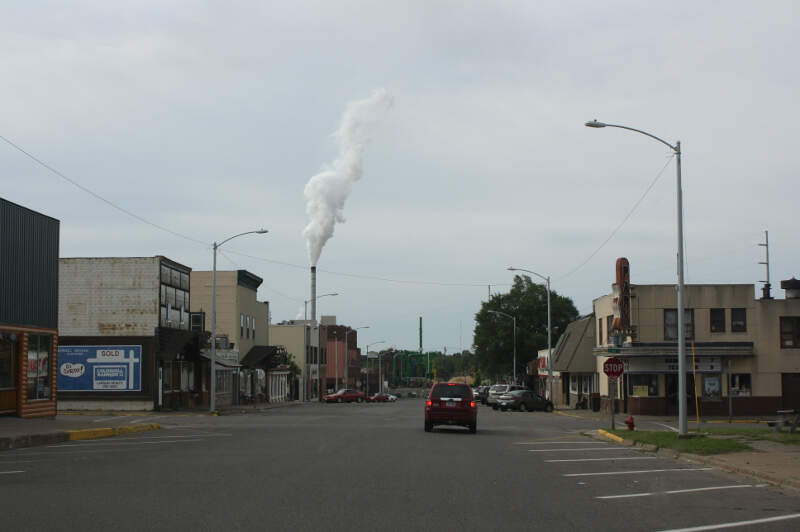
[{"left": 199, "top": 350, "right": 241, "bottom": 368}]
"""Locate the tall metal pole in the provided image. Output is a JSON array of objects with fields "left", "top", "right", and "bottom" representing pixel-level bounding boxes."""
[
  {"left": 210, "top": 242, "right": 218, "bottom": 413},
  {"left": 585, "top": 121, "right": 687, "bottom": 436},
  {"left": 512, "top": 316, "right": 517, "bottom": 384},
  {"left": 546, "top": 276, "right": 553, "bottom": 403},
  {"left": 675, "top": 141, "right": 688, "bottom": 435},
  {"left": 335, "top": 332, "right": 339, "bottom": 391}
]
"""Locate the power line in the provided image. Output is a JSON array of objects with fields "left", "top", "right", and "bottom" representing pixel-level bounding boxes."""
[
  {"left": 0, "top": 133, "right": 209, "bottom": 246},
  {"left": 558, "top": 155, "right": 675, "bottom": 281}
]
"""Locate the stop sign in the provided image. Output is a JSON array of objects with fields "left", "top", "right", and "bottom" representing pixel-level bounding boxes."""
[{"left": 603, "top": 357, "right": 624, "bottom": 380}]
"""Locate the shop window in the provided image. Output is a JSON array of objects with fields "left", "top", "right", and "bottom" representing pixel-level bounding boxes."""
[
  {"left": 731, "top": 308, "right": 747, "bottom": 332},
  {"left": 730, "top": 374, "right": 751, "bottom": 396},
  {"left": 27, "top": 334, "right": 51, "bottom": 400},
  {"left": 581, "top": 375, "right": 590, "bottom": 394},
  {"left": 598, "top": 319, "right": 603, "bottom": 346},
  {"left": 702, "top": 375, "right": 721, "bottom": 400},
  {"left": 664, "top": 309, "right": 694, "bottom": 340},
  {"left": 569, "top": 375, "right": 578, "bottom": 394},
  {"left": 710, "top": 308, "right": 725, "bottom": 333},
  {"left": 780, "top": 317, "right": 800, "bottom": 348},
  {"left": 628, "top": 374, "right": 658, "bottom": 397},
  {"left": 0, "top": 337, "right": 15, "bottom": 389}
]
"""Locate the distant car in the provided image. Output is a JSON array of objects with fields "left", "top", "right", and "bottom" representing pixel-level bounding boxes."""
[
  {"left": 323, "top": 389, "right": 367, "bottom": 403},
  {"left": 368, "top": 393, "right": 397, "bottom": 403},
  {"left": 424, "top": 382, "right": 477, "bottom": 433},
  {"left": 478, "top": 386, "right": 490, "bottom": 404},
  {"left": 495, "top": 390, "right": 553, "bottom": 412},
  {"left": 487, "top": 384, "right": 523, "bottom": 406}
]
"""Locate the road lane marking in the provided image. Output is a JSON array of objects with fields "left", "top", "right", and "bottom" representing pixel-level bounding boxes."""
[
  {"left": 554, "top": 411, "right": 584, "bottom": 419},
  {"left": 92, "top": 415, "right": 132, "bottom": 423},
  {"left": 515, "top": 441, "right": 609, "bottom": 445},
  {"left": 546, "top": 457, "right": 657, "bottom": 462},
  {"left": 597, "top": 484, "right": 758, "bottom": 499},
  {"left": 47, "top": 439, "right": 203, "bottom": 448},
  {"left": 0, "top": 470, "right": 25, "bottom": 475},
  {"left": 656, "top": 513, "right": 800, "bottom": 531},
  {"left": 528, "top": 447, "right": 631, "bottom": 452},
  {"left": 565, "top": 468, "right": 712, "bottom": 476}
]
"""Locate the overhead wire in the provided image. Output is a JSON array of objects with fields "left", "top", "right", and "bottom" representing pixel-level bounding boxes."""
[{"left": 557, "top": 154, "right": 675, "bottom": 281}]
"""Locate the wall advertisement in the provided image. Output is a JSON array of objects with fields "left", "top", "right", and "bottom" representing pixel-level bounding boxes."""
[{"left": 57, "top": 345, "right": 142, "bottom": 392}]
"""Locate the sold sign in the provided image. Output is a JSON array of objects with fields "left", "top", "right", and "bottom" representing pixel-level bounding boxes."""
[{"left": 603, "top": 357, "right": 624, "bottom": 380}]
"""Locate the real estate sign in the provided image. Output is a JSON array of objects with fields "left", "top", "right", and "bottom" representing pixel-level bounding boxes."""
[{"left": 57, "top": 345, "right": 142, "bottom": 392}]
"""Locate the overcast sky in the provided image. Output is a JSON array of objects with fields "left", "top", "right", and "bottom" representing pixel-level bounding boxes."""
[{"left": 3, "top": 1, "right": 798, "bottom": 354}]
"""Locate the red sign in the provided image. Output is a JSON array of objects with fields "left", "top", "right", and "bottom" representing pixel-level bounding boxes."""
[{"left": 603, "top": 357, "right": 624, "bottom": 380}]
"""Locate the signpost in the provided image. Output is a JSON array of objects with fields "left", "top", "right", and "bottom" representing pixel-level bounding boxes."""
[{"left": 603, "top": 357, "right": 624, "bottom": 430}]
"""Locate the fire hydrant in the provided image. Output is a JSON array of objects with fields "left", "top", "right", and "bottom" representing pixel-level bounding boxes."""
[{"left": 625, "top": 415, "right": 635, "bottom": 431}]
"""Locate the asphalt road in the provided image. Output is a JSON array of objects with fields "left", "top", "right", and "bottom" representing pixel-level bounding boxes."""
[{"left": 2, "top": 399, "right": 799, "bottom": 531}]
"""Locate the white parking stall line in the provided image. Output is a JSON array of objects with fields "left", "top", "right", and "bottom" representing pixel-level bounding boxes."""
[
  {"left": 656, "top": 512, "right": 800, "bottom": 532},
  {"left": 0, "top": 470, "right": 25, "bottom": 475},
  {"left": 528, "top": 447, "right": 631, "bottom": 452},
  {"left": 653, "top": 422, "right": 679, "bottom": 432},
  {"left": 565, "top": 468, "right": 712, "bottom": 477},
  {"left": 546, "top": 457, "right": 657, "bottom": 463},
  {"left": 597, "top": 484, "right": 760, "bottom": 499}
]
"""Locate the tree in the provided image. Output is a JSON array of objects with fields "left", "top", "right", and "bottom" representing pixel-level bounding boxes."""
[{"left": 473, "top": 275, "right": 579, "bottom": 381}]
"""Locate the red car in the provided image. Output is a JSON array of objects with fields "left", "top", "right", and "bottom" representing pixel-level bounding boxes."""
[
  {"left": 424, "top": 382, "right": 477, "bottom": 433},
  {"left": 323, "top": 388, "right": 367, "bottom": 403}
]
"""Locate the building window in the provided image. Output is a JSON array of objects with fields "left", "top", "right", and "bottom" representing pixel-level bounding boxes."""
[
  {"left": 0, "top": 336, "right": 15, "bottom": 389},
  {"left": 598, "top": 319, "right": 603, "bottom": 346},
  {"left": 780, "top": 317, "right": 800, "bottom": 348},
  {"left": 27, "top": 334, "right": 51, "bottom": 400},
  {"left": 246, "top": 316, "right": 250, "bottom": 339},
  {"left": 240, "top": 314, "right": 244, "bottom": 338},
  {"left": 730, "top": 374, "right": 751, "bottom": 396},
  {"left": 606, "top": 315, "right": 613, "bottom": 344},
  {"left": 710, "top": 308, "right": 725, "bottom": 333},
  {"left": 628, "top": 374, "right": 658, "bottom": 397},
  {"left": 569, "top": 375, "right": 578, "bottom": 394},
  {"left": 664, "top": 309, "right": 694, "bottom": 340},
  {"left": 702, "top": 375, "right": 721, "bottom": 400},
  {"left": 252, "top": 318, "right": 255, "bottom": 338},
  {"left": 731, "top": 308, "right": 747, "bottom": 332}
]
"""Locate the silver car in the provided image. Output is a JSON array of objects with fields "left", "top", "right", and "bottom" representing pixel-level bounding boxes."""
[{"left": 487, "top": 384, "right": 522, "bottom": 406}]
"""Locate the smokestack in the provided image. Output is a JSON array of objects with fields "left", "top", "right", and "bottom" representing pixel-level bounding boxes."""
[{"left": 311, "top": 266, "right": 317, "bottom": 322}]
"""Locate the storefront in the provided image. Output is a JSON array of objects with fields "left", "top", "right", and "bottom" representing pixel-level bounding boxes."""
[{"left": 0, "top": 198, "right": 60, "bottom": 418}]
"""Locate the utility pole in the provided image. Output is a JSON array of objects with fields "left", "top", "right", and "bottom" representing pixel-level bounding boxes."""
[{"left": 759, "top": 230, "right": 772, "bottom": 299}]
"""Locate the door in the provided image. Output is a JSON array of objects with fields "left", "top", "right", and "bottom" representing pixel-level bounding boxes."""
[{"left": 782, "top": 374, "right": 800, "bottom": 410}]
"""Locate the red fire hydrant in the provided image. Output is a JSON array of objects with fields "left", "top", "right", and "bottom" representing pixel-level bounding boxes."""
[{"left": 625, "top": 415, "right": 635, "bottom": 431}]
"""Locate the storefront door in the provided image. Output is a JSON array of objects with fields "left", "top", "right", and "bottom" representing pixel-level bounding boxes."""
[{"left": 782, "top": 373, "right": 800, "bottom": 410}]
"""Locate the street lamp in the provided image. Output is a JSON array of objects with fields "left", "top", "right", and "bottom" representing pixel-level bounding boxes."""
[
  {"left": 366, "top": 340, "right": 385, "bottom": 395},
  {"left": 488, "top": 310, "right": 516, "bottom": 384},
  {"left": 585, "top": 119, "right": 687, "bottom": 436},
  {"left": 507, "top": 267, "right": 552, "bottom": 402},
  {"left": 210, "top": 228, "right": 268, "bottom": 413},
  {"left": 304, "top": 292, "right": 338, "bottom": 401},
  {"left": 344, "top": 326, "right": 369, "bottom": 389}
]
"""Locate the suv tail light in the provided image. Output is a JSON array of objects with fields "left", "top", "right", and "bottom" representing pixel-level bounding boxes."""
[
  {"left": 470, "top": 401, "right": 476, "bottom": 408},
  {"left": 426, "top": 400, "right": 432, "bottom": 407}
]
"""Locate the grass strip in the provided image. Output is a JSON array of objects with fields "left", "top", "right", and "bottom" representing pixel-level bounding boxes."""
[
  {"left": 702, "top": 426, "right": 800, "bottom": 445},
  {"left": 608, "top": 429, "right": 751, "bottom": 455}
]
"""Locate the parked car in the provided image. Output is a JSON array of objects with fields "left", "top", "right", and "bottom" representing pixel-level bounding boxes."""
[
  {"left": 424, "top": 382, "right": 477, "bottom": 433},
  {"left": 494, "top": 390, "right": 553, "bottom": 412},
  {"left": 486, "top": 384, "right": 523, "bottom": 406},
  {"left": 368, "top": 392, "right": 397, "bottom": 403},
  {"left": 323, "top": 389, "right": 367, "bottom": 403},
  {"left": 478, "top": 386, "right": 490, "bottom": 404}
]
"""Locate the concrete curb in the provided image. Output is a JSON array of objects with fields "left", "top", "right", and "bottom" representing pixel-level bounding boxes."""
[
  {"left": 1, "top": 423, "right": 161, "bottom": 451},
  {"left": 586, "top": 429, "right": 800, "bottom": 492}
]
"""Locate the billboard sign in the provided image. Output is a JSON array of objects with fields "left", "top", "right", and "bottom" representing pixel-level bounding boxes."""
[{"left": 57, "top": 345, "right": 142, "bottom": 392}]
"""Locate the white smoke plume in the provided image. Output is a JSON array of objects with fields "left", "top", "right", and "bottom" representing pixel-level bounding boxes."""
[{"left": 302, "top": 89, "right": 393, "bottom": 266}]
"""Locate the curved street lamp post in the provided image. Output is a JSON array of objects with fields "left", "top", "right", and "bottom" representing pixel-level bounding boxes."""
[
  {"left": 507, "top": 267, "right": 552, "bottom": 402},
  {"left": 488, "top": 310, "right": 517, "bottom": 384},
  {"left": 210, "top": 229, "right": 268, "bottom": 413},
  {"left": 304, "top": 292, "right": 338, "bottom": 401},
  {"left": 585, "top": 119, "right": 687, "bottom": 436}
]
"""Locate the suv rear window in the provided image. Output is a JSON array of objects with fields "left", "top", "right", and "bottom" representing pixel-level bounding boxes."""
[{"left": 431, "top": 384, "right": 472, "bottom": 399}]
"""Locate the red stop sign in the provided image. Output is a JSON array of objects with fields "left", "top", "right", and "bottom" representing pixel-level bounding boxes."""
[{"left": 603, "top": 357, "right": 624, "bottom": 380}]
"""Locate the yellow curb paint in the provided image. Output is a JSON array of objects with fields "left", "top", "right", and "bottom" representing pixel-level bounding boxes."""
[
  {"left": 705, "top": 419, "right": 765, "bottom": 424},
  {"left": 68, "top": 423, "right": 161, "bottom": 441},
  {"left": 555, "top": 411, "right": 584, "bottom": 419},
  {"left": 597, "top": 429, "right": 625, "bottom": 443}
]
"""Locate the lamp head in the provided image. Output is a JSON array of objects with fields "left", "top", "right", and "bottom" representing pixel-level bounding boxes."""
[
  {"left": 585, "top": 120, "right": 607, "bottom": 128},
  {"left": 256, "top": 228, "right": 269, "bottom": 234},
  {"left": 507, "top": 267, "right": 517, "bottom": 271}
]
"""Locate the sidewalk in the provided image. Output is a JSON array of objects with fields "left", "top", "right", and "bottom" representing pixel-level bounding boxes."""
[
  {"left": 556, "top": 406, "right": 770, "bottom": 430},
  {"left": 0, "top": 415, "right": 162, "bottom": 451},
  {"left": 593, "top": 429, "right": 800, "bottom": 492}
]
